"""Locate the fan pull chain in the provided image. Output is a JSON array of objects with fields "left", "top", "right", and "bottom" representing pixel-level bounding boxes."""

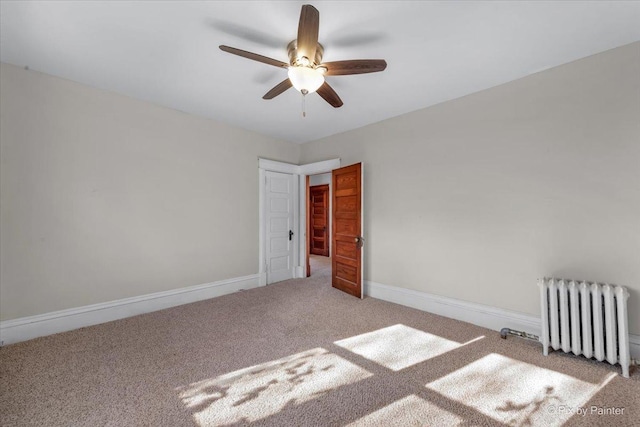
[{"left": 301, "top": 92, "right": 306, "bottom": 118}]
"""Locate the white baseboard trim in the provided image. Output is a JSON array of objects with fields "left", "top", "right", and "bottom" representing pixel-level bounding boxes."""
[
  {"left": 364, "top": 280, "right": 640, "bottom": 360},
  {"left": 0, "top": 274, "right": 260, "bottom": 346}
]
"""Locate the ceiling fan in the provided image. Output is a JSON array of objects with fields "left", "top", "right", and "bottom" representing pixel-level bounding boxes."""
[{"left": 219, "top": 4, "right": 387, "bottom": 111}]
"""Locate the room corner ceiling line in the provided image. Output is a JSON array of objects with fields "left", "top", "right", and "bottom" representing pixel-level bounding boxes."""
[{"left": 2, "top": 2, "right": 639, "bottom": 143}]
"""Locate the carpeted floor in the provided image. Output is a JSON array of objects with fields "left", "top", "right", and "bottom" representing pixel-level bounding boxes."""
[{"left": 1, "top": 257, "right": 638, "bottom": 426}]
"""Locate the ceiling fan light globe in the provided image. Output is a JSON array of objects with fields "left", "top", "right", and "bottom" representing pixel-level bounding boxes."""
[{"left": 288, "top": 66, "right": 324, "bottom": 94}]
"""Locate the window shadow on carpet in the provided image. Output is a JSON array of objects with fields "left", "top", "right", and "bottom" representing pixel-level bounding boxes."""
[{"left": 177, "top": 325, "right": 619, "bottom": 427}]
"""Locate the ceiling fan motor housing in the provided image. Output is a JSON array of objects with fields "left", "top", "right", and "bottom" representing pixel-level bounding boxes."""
[{"left": 287, "top": 40, "right": 324, "bottom": 67}]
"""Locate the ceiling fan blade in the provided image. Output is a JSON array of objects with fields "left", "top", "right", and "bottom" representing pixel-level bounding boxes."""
[
  {"left": 219, "top": 45, "right": 288, "bottom": 68},
  {"left": 297, "top": 5, "right": 319, "bottom": 63},
  {"left": 322, "top": 59, "right": 387, "bottom": 76},
  {"left": 263, "top": 79, "right": 293, "bottom": 99},
  {"left": 316, "top": 82, "right": 343, "bottom": 108}
]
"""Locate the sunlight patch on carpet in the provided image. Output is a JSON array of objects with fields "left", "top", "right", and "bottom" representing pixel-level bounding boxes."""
[
  {"left": 335, "top": 324, "right": 479, "bottom": 371},
  {"left": 346, "top": 394, "right": 463, "bottom": 426},
  {"left": 426, "top": 353, "right": 613, "bottom": 427},
  {"left": 178, "top": 347, "right": 372, "bottom": 426}
]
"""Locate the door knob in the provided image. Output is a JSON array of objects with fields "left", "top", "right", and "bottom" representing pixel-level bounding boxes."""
[
  {"left": 289, "top": 230, "right": 294, "bottom": 241},
  {"left": 355, "top": 236, "right": 365, "bottom": 249}
]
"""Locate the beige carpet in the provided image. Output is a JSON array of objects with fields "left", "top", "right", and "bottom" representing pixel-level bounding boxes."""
[{"left": 1, "top": 258, "right": 638, "bottom": 426}]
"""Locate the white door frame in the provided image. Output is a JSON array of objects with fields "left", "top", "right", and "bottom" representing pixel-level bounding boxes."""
[{"left": 258, "top": 158, "right": 341, "bottom": 285}]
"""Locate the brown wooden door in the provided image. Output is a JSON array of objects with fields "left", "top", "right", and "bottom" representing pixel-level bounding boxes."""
[
  {"left": 306, "top": 176, "right": 311, "bottom": 277},
  {"left": 310, "top": 184, "right": 329, "bottom": 256},
  {"left": 332, "top": 163, "right": 363, "bottom": 298}
]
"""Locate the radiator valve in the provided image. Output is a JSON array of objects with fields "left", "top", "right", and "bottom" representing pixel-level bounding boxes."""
[{"left": 500, "top": 328, "right": 540, "bottom": 342}]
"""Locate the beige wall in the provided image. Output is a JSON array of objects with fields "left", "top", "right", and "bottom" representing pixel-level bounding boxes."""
[
  {"left": 300, "top": 42, "right": 640, "bottom": 335},
  {"left": 2, "top": 42, "right": 639, "bottom": 336},
  {"left": 0, "top": 63, "right": 300, "bottom": 320}
]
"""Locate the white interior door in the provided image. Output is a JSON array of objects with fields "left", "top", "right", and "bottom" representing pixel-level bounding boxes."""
[{"left": 265, "top": 171, "right": 295, "bottom": 284}]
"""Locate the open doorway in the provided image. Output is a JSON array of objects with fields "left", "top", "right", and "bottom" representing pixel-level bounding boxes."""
[
  {"left": 258, "top": 157, "right": 340, "bottom": 286},
  {"left": 307, "top": 172, "right": 331, "bottom": 278},
  {"left": 259, "top": 158, "right": 363, "bottom": 297}
]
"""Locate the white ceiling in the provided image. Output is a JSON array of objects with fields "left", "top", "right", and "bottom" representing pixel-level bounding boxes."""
[{"left": 1, "top": 1, "right": 639, "bottom": 143}]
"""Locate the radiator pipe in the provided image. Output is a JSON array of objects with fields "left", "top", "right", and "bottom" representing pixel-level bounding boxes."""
[{"left": 500, "top": 328, "right": 540, "bottom": 342}]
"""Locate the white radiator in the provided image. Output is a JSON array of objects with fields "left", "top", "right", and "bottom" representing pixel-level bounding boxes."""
[{"left": 539, "top": 278, "right": 630, "bottom": 378}]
